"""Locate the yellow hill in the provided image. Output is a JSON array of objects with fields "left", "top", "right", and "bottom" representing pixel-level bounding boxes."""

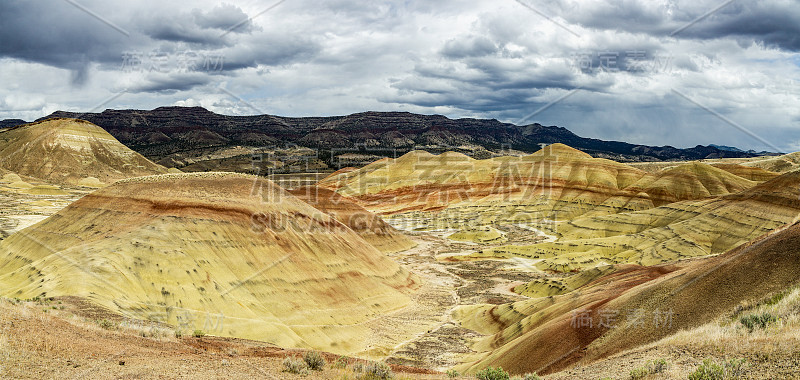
[
  {"left": 0, "top": 173, "right": 418, "bottom": 354},
  {"left": 0, "top": 118, "right": 170, "bottom": 186},
  {"left": 710, "top": 163, "right": 779, "bottom": 182},
  {"left": 287, "top": 185, "right": 416, "bottom": 253},
  {"left": 474, "top": 168, "right": 800, "bottom": 271},
  {"left": 626, "top": 162, "right": 755, "bottom": 205},
  {"left": 319, "top": 144, "right": 760, "bottom": 229},
  {"left": 455, "top": 219, "right": 800, "bottom": 375}
]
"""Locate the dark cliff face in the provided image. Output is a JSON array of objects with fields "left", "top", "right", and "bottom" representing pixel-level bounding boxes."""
[{"left": 7, "top": 106, "right": 765, "bottom": 168}]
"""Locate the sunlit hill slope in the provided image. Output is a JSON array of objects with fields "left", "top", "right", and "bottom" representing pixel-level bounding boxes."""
[
  {"left": 0, "top": 173, "right": 419, "bottom": 354},
  {"left": 0, "top": 118, "right": 171, "bottom": 186}
]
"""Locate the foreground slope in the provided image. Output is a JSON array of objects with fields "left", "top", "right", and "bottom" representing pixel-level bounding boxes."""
[
  {"left": 0, "top": 118, "right": 170, "bottom": 186},
  {"left": 456, "top": 218, "right": 800, "bottom": 375},
  {"left": 0, "top": 173, "right": 418, "bottom": 354},
  {"left": 0, "top": 297, "right": 441, "bottom": 379}
]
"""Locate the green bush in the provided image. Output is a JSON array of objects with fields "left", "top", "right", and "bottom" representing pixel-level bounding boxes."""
[
  {"left": 282, "top": 356, "right": 309, "bottom": 375},
  {"left": 740, "top": 313, "right": 776, "bottom": 332},
  {"left": 630, "top": 358, "right": 668, "bottom": 379},
  {"left": 446, "top": 369, "right": 460, "bottom": 377},
  {"left": 192, "top": 329, "right": 205, "bottom": 337},
  {"left": 303, "top": 351, "right": 325, "bottom": 371},
  {"left": 334, "top": 355, "right": 348, "bottom": 368},
  {"left": 763, "top": 290, "right": 788, "bottom": 306},
  {"left": 362, "top": 361, "right": 394, "bottom": 379},
  {"left": 98, "top": 319, "right": 116, "bottom": 330},
  {"left": 688, "top": 358, "right": 746, "bottom": 380},
  {"left": 476, "top": 367, "right": 510, "bottom": 380},
  {"left": 629, "top": 367, "right": 649, "bottom": 379},
  {"left": 650, "top": 358, "right": 668, "bottom": 373}
]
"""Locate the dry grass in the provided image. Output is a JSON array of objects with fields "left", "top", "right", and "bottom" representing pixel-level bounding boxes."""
[
  {"left": 662, "top": 287, "right": 800, "bottom": 352},
  {"left": 0, "top": 297, "right": 444, "bottom": 379}
]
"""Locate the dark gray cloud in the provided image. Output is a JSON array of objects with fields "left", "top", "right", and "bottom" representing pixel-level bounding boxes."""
[
  {"left": 125, "top": 73, "right": 212, "bottom": 93},
  {"left": 0, "top": 1, "right": 130, "bottom": 84},
  {"left": 0, "top": 0, "right": 797, "bottom": 151},
  {"left": 537, "top": 0, "right": 800, "bottom": 51}
]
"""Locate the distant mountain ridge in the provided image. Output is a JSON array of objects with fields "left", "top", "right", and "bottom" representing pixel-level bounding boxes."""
[{"left": 0, "top": 107, "right": 773, "bottom": 172}]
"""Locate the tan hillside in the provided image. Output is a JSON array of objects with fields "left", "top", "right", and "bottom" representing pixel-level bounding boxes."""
[
  {"left": 631, "top": 152, "right": 800, "bottom": 175},
  {"left": 455, "top": 219, "right": 800, "bottom": 376},
  {"left": 0, "top": 297, "right": 442, "bottom": 379},
  {"left": 319, "top": 145, "right": 760, "bottom": 234},
  {"left": 709, "top": 163, "right": 780, "bottom": 182},
  {"left": 624, "top": 162, "right": 754, "bottom": 205},
  {"left": 734, "top": 151, "right": 800, "bottom": 173},
  {"left": 288, "top": 185, "right": 415, "bottom": 253},
  {"left": 319, "top": 144, "right": 646, "bottom": 218},
  {"left": 0, "top": 173, "right": 419, "bottom": 354},
  {"left": 0, "top": 118, "right": 171, "bottom": 186},
  {"left": 474, "top": 169, "right": 800, "bottom": 271}
]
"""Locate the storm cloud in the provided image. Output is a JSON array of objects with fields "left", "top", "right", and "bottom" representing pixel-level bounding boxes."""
[{"left": 0, "top": 0, "right": 798, "bottom": 151}]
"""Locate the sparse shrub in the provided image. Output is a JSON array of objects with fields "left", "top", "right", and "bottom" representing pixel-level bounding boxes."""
[
  {"left": 689, "top": 359, "right": 724, "bottom": 380},
  {"left": 353, "top": 361, "right": 365, "bottom": 373},
  {"left": 629, "top": 367, "right": 649, "bottom": 379},
  {"left": 334, "top": 355, "right": 348, "bottom": 368},
  {"left": 630, "top": 358, "right": 669, "bottom": 379},
  {"left": 723, "top": 359, "right": 746, "bottom": 378},
  {"left": 192, "top": 329, "right": 205, "bottom": 337},
  {"left": 174, "top": 329, "right": 182, "bottom": 338},
  {"left": 511, "top": 374, "right": 540, "bottom": 380},
  {"left": 283, "top": 356, "right": 309, "bottom": 375},
  {"left": 98, "top": 319, "right": 115, "bottom": 330},
  {"left": 688, "top": 358, "right": 746, "bottom": 380},
  {"left": 650, "top": 358, "right": 668, "bottom": 373},
  {"left": 763, "top": 290, "right": 788, "bottom": 306},
  {"left": 361, "top": 361, "right": 393, "bottom": 379},
  {"left": 303, "top": 351, "right": 325, "bottom": 371},
  {"left": 740, "top": 313, "right": 776, "bottom": 332},
  {"left": 476, "top": 366, "right": 510, "bottom": 380},
  {"left": 446, "top": 369, "right": 460, "bottom": 377}
]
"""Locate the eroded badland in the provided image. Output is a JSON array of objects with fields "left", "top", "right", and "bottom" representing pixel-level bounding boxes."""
[{"left": 2, "top": 119, "right": 800, "bottom": 379}]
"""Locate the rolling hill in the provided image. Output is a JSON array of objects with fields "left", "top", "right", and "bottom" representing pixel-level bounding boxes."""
[
  {"left": 474, "top": 168, "right": 800, "bottom": 271},
  {"left": 288, "top": 185, "right": 415, "bottom": 253},
  {"left": 318, "top": 144, "right": 760, "bottom": 221},
  {"left": 0, "top": 173, "right": 419, "bottom": 354},
  {"left": 0, "top": 118, "right": 171, "bottom": 186},
  {"left": 454, "top": 217, "right": 800, "bottom": 375}
]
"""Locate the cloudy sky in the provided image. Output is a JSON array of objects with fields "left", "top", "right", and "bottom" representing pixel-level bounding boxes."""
[{"left": 1, "top": 0, "right": 799, "bottom": 151}]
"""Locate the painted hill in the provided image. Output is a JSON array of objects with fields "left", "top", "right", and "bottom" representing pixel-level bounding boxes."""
[
  {"left": 454, "top": 217, "right": 800, "bottom": 375},
  {"left": 0, "top": 173, "right": 419, "bottom": 353},
  {"left": 710, "top": 163, "right": 780, "bottom": 182},
  {"left": 318, "top": 144, "right": 758, "bottom": 220},
  {"left": 0, "top": 118, "right": 171, "bottom": 186},
  {"left": 288, "top": 185, "right": 415, "bottom": 253},
  {"left": 474, "top": 168, "right": 800, "bottom": 271}
]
